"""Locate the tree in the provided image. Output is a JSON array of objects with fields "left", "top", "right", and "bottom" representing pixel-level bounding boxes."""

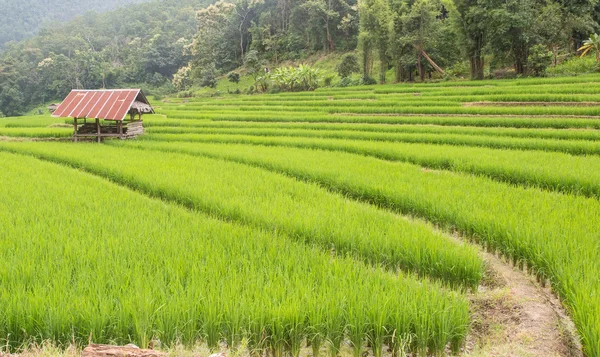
[
  {"left": 452, "top": 0, "right": 487, "bottom": 79},
  {"left": 338, "top": 5, "right": 359, "bottom": 50},
  {"left": 245, "top": 49, "right": 268, "bottom": 89},
  {"left": 191, "top": 1, "right": 236, "bottom": 82},
  {"left": 234, "top": 0, "right": 264, "bottom": 61},
  {"left": 336, "top": 54, "right": 360, "bottom": 78},
  {"left": 172, "top": 65, "right": 193, "bottom": 90},
  {"left": 359, "top": 0, "right": 391, "bottom": 83},
  {"left": 399, "top": 0, "right": 445, "bottom": 81},
  {"left": 528, "top": 44, "right": 553, "bottom": 76},
  {"left": 301, "top": 0, "right": 341, "bottom": 53},
  {"left": 484, "top": 0, "right": 536, "bottom": 75},
  {"left": 228, "top": 71, "right": 241, "bottom": 87}
]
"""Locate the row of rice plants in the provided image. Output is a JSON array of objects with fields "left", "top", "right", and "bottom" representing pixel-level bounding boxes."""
[
  {"left": 159, "top": 99, "right": 464, "bottom": 109},
  {"left": 0, "top": 141, "right": 483, "bottom": 289},
  {"left": 159, "top": 111, "right": 600, "bottom": 129},
  {"left": 160, "top": 103, "right": 600, "bottom": 116},
  {"left": 136, "top": 135, "right": 600, "bottom": 198},
  {"left": 145, "top": 128, "right": 600, "bottom": 156},
  {"left": 325, "top": 105, "right": 600, "bottom": 116},
  {"left": 161, "top": 93, "right": 600, "bottom": 105},
  {"left": 0, "top": 127, "right": 72, "bottom": 138},
  {"left": 118, "top": 140, "right": 600, "bottom": 357},
  {"left": 143, "top": 118, "right": 600, "bottom": 142},
  {"left": 394, "top": 84, "right": 600, "bottom": 97},
  {"left": 0, "top": 115, "right": 66, "bottom": 128},
  {"left": 0, "top": 151, "right": 469, "bottom": 356},
  {"left": 419, "top": 93, "right": 600, "bottom": 102},
  {"left": 159, "top": 97, "right": 600, "bottom": 116},
  {"left": 369, "top": 77, "right": 600, "bottom": 91}
]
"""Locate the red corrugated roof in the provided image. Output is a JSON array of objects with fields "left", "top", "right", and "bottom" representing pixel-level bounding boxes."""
[{"left": 52, "top": 89, "right": 148, "bottom": 121}]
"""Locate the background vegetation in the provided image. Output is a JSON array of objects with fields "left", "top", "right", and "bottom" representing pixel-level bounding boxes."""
[{"left": 2, "top": 0, "right": 600, "bottom": 114}]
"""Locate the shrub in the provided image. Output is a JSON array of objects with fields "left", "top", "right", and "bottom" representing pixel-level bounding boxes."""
[
  {"left": 336, "top": 54, "right": 360, "bottom": 78},
  {"left": 324, "top": 75, "right": 335, "bottom": 87},
  {"left": 361, "top": 76, "right": 377, "bottom": 85},
  {"left": 547, "top": 56, "right": 596, "bottom": 76},
  {"left": 337, "top": 77, "right": 360, "bottom": 87},
  {"left": 199, "top": 71, "right": 218, "bottom": 88},
  {"left": 528, "top": 45, "right": 553, "bottom": 77},
  {"left": 228, "top": 72, "right": 241, "bottom": 85},
  {"left": 269, "top": 65, "right": 321, "bottom": 92}
]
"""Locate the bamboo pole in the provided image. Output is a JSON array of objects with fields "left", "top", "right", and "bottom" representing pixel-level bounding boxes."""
[
  {"left": 96, "top": 118, "right": 101, "bottom": 144},
  {"left": 73, "top": 118, "right": 78, "bottom": 143}
]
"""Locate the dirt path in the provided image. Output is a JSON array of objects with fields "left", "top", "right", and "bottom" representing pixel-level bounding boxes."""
[{"left": 465, "top": 250, "right": 583, "bottom": 357}]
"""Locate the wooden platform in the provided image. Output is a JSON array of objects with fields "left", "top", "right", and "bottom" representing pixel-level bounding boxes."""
[{"left": 73, "top": 119, "right": 144, "bottom": 142}]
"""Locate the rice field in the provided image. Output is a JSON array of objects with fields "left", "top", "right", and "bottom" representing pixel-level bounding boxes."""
[{"left": 2, "top": 75, "right": 600, "bottom": 356}]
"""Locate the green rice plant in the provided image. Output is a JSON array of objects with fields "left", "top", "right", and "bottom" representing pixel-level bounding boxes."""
[
  {"left": 0, "top": 141, "right": 483, "bottom": 289},
  {"left": 144, "top": 129, "right": 600, "bottom": 156},
  {"left": 143, "top": 118, "right": 600, "bottom": 142},
  {"left": 158, "top": 110, "right": 600, "bottom": 129},
  {"left": 0, "top": 151, "right": 470, "bottom": 356},
  {"left": 165, "top": 99, "right": 463, "bottom": 109},
  {"left": 119, "top": 138, "right": 600, "bottom": 199},
  {"left": 105, "top": 140, "right": 600, "bottom": 357},
  {"left": 0, "top": 115, "right": 65, "bottom": 128},
  {"left": 0, "top": 127, "right": 72, "bottom": 138},
  {"left": 325, "top": 105, "right": 600, "bottom": 116}
]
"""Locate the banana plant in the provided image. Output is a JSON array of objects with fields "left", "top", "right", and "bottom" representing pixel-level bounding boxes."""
[{"left": 578, "top": 33, "right": 600, "bottom": 62}]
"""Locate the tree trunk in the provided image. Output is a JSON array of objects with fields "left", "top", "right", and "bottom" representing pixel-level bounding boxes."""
[
  {"left": 469, "top": 32, "right": 485, "bottom": 80},
  {"left": 417, "top": 52, "right": 424, "bottom": 81},
  {"left": 470, "top": 53, "right": 484, "bottom": 80},
  {"left": 513, "top": 43, "right": 527, "bottom": 75},
  {"left": 240, "top": 23, "right": 245, "bottom": 62},
  {"left": 362, "top": 43, "right": 371, "bottom": 79},
  {"left": 325, "top": 19, "right": 334, "bottom": 53},
  {"left": 395, "top": 60, "right": 402, "bottom": 83},
  {"left": 379, "top": 58, "right": 386, "bottom": 84}
]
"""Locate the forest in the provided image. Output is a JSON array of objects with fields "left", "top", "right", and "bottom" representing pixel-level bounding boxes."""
[
  {"left": 1, "top": 0, "right": 600, "bottom": 116},
  {"left": 0, "top": 0, "right": 146, "bottom": 49}
]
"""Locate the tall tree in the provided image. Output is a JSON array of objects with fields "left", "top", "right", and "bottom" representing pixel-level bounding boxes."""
[
  {"left": 359, "top": 0, "right": 392, "bottom": 83},
  {"left": 452, "top": 0, "right": 487, "bottom": 79}
]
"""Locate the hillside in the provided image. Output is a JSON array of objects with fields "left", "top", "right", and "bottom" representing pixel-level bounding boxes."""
[
  {"left": 0, "top": 0, "right": 150, "bottom": 49},
  {"left": 0, "top": 0, "right": 216, "bottom": 116},
  {"left": 1, "top": 74, "right": 600, "bottom": 355}
]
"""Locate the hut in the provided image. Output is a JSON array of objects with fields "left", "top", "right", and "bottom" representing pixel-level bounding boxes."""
[
  {"left": 47, "top": 103, "right": 60, "bottom": 113},
  {"left": 52, "top": 89, "right": 154, "bottom": 142}
]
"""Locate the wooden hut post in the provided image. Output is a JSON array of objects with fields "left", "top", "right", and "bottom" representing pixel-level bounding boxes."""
[
  {"left": 119, "top": 120, "right": 123, "bottom": 139},
  {"left": 96, "top": 118, "right": 101, "bottom": 143},
  {"left": 73, "top": 117, "right": 78, "bottom": 143}
]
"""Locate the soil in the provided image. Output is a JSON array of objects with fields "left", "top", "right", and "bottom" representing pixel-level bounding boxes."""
[{"left": 464, "top": 250, "right": 583, "bottom": 357}]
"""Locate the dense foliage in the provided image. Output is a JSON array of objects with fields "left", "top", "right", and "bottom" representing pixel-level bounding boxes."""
[
  {"left": 3, "top": 0, "right": 600, "bottom": 115},
  {"left": 0, "top": 0, "right": 145, "bottom": 49},
  {"left": 0, "top": 0, "right": 215, "bottom": 116},
  {"left": 4, "top": 71, "right": 600, "bottom": 356}
]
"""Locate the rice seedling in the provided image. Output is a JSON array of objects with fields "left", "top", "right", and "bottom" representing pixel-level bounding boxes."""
[
  {"left": 143, "top": 118, "right": 600, "bottom": 142},
  {"left": 157, "top": 110, "right": 600, "bottom": 129},
  {"left": 144, "top": 129, "right": 600, "bottom": 156},
  {"left": 117, "top": 138, "right": 600, "bottom": 199},
  {"left": 104, "top": 139, "right": 600, "bottom": 357},
  {"left": 0, "top": 127, "right": 72, "bottom": 138},
  {"left": 0, "top": 141, "right": 483, "bottom": 289},
  {"left": 0, "top": 151, "right": 470, "bottom": 356}
]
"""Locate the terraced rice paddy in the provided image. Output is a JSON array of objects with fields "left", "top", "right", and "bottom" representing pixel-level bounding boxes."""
[{"left": 2, "top": 75, "right": 600, "bottom": 356}]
